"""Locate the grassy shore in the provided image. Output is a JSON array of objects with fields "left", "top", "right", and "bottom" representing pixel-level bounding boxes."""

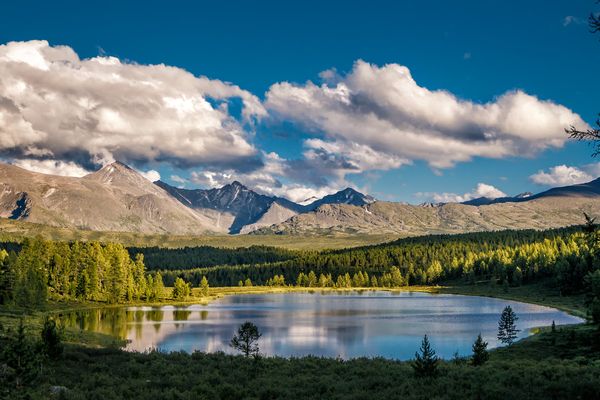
[
  {"left": 2, "top": 284, "right": 598, "bottom": 400},
  {"left": 0, "top": 281, "right": 589, "bottom": 352}
]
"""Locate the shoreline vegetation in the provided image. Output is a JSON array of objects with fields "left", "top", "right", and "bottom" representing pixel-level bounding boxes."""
[
  {"left": 1, "top": 285, "right": 598, "bottom": 400},
  {"left": 0, "top": 281, "right": 588, "bottom": 351},
  {"left": 1, "top": 222, "right": 599, "bottom": 399}
]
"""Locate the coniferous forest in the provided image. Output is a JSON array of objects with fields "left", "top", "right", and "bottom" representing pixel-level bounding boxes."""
[{"left": 0, "top": 223, "right": 599, "bottom": 399}]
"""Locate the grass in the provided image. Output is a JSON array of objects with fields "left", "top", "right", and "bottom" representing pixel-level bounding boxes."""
[
  {"left": 436, "top": 280, "right": 588, "bottom": 319},
  {"left": 2, "top": 284, "right": 599, "bottom": 399},
  {"left": 0, "top": 219, "right": 398, "bottom": 250},
  {"left": 6, "top": 323, "right": 600, "bottom": 400}
]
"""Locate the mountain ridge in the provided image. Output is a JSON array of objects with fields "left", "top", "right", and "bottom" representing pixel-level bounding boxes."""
[
  {"left": 0, "top": 162, "right": 218, "bottom": 234},
  {"left": 1, "top": 160, "right": 599, "bottom": 236}
]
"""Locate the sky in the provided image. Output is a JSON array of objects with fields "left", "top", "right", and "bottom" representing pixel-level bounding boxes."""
[{"left": 0, "top": 0, "right": 599, "bottom": 203}]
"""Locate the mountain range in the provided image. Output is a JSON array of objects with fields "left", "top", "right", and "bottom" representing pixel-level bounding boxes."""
[{"left": 1, "top": 161, "right": 599, "bottom": 236}]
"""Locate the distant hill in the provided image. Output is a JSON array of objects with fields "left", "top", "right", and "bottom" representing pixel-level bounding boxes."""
[
  {"left": 254, "top": 189, "right": 600, "bottom": 236},
  {"left": 461, "top": 178, "right": 600, "bottom": 206},
  {"left": 155, "top": 181, "right": 375, "bottom": 234},
  {"left": 0, "top": 162, "right": 217, "bottom": 234},
  {"left": 461, "top": 192, "right": 533, "bottom": 206},
  {"left": 1, "top": 160, "right": 599, "bottom": 237}
]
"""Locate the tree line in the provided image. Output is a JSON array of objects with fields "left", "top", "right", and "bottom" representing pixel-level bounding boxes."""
[
  {"left": 0, "top": 238, "right": 165, "bottom": 306},
  {"left": 158, "top": 226, "right": 591, "bottom": 292}
]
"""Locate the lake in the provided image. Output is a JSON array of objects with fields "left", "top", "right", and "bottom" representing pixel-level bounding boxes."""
[{"left": 60, "top": 291, "right": 583, "bottom": 360}]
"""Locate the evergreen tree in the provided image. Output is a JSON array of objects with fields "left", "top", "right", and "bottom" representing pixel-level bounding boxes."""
[
  {"left": 2, "top": 319, "right": 41, "bottom": 388},
  {"left": 0, "top": 249, "right": 12, "bottom": 304},
  {"left": 471, "top": 333, "right": 489, "bottom": 366},
  {"left": 152, "top": 272, "right": 165, "bottom": 300},
  {"left": 412, "top": 335, "right": 439, "bottom": 378},
  {"left": 230, "top": 321, "right": 261, "bottom": 358},
  {"left": 172, "top": 277, "right": 190, "bottom": 300},
  {"left": 200, "top": 276, "right": 209, "bottom": 297},
  {"left": 497, "top": 305, "right": 519, "bottom": 345},
  {"left": 41, "top": 316, "right": 63, "bottom": 359}
]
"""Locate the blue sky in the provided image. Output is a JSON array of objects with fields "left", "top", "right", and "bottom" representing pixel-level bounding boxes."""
[{"left": 1, "top": 0, "right": 599, "bottom": 203}]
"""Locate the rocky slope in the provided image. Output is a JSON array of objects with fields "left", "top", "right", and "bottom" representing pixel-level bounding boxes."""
[
  {"left": 254, "top": 195, "right": 600, "bottom": 235},
  {"left": 155, "top": 181, "right": 302, "bottom": 234},
  {"left": 0, "top": 162, "right": 218, "bottom": 234},
  {"left": 155, "top": 182, "right": 373, "bottom": 234}
]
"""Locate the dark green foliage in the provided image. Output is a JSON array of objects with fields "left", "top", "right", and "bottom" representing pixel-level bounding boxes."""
[
  {"left": 412, "top": 334, "right": 438, "bottom": 377},
  {"left": 0, "top": 249, "right": 13, "bottom": 304},
  {"left": 498, "top": 306, "right": 520, "bottom": 345},
  {"left": 0, "top": 320, "right": 41, "bottom": 388},
  {"left": 158, "top": 225, "right": 595, "bottom": 297},
  {"left": 230, "top": 322, "right": 261, "bottom": 358},
  {"left": 128, "top": 245, "right": 299, "bottom": 270},
  {"left": 41, "top": 316, "right": 63, "bottom": 359},
  {"left": 471, "top": 333, "right": 489, "bottom": 366},
  {"left": 12, "top": 344, "right": 600, "bottom": 400}
]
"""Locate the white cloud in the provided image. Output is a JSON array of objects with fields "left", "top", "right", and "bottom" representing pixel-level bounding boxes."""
[
  {"left": 418, "top": 183, "right": 507, "bottom": 203},
  {"left": 170, "top": 175, "right": 187, "bottom": 184},
  {"left": 0, "top": 40, "right": 265, "bottom": 172},
  {"left": 529, "top": 164, "right": 596, "bottom": 186},
  {"left": 11, "top": 158, "right": 90, "bottom": 177},
  {"left": 563, "top": 16, "right": 583, "bottom": 27},
  {"left": 138, "top": 169, "right": 161, "bottom": 182},
  {"left": 266, "top": 60, "right": 587, "bottom": 170}
]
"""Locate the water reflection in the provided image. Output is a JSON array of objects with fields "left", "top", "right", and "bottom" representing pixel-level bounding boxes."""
[{"left": 59, "top": 291, "right": 584, "bottom": 360}]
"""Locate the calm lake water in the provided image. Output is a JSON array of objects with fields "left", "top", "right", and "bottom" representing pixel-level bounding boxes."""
[{"left": 60, "top": 291, "right": 583, "bottom": 360}]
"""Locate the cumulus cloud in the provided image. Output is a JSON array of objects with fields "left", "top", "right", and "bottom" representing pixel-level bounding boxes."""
[
  {"left": 529, "top": 164, "right": 598, "bottom": 186},
  {"left": 418, "top": 183, "right": 507, "bottom": 203},
  {"left": 0, "top": 40, "right": 265, "bottom": 172},
  {"left": 265, "top": 60, "right": 587, "bottom": 170},
  {"left": 11, "top": 158, "right": 91, "bottom": 177},
  {"left": 170, "top": 175, "right": 187, "bottom": 185},
  {"left": 138, "top": 169, "right": 161, "bottom": 182}
]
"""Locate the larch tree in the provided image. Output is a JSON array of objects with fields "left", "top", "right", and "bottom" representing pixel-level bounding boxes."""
[{"left": 200, "top": 276, "right": 209, "bottom": 297}]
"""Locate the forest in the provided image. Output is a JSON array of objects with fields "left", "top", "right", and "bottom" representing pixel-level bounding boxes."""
[
  {"left": 0, "top": 222, "right": 599, "bottom": 398},
  {"left": 1, "top": 222, "right": 599, "bottom": 322},
  {"left": 0, "top": 239, "right": 164, "bottom": 306}
]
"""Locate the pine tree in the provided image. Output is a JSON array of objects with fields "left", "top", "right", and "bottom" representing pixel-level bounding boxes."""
[
  {"left": 497, "top": 305, "right": 520, "bottom": 345},
  {"left": 471, "top": 333, "right": 489, "bottom": 366},
  {"left": 0, "top": 249, "right": 13, "bottom": 304},
  {"left": 3, "top": 319, "right": 41, "bottom": 388},
  {"left": 41, "top": 316, "right": 63, "bottom": 359},
  {"left": 200, "top": 276, "right": 209, "bottom": 297},
  {"left": 412, "top": 334, "right": 439, "bottom": 378},
  {"left": 230, "top": 321, "right": 261, "bottom": 358}
]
